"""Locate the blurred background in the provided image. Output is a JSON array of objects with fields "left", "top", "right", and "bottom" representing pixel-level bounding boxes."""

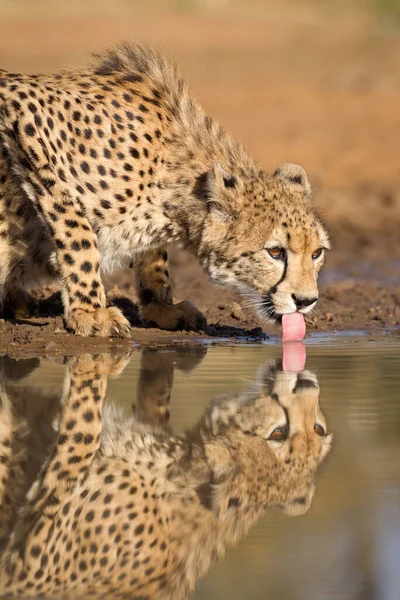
[{"left": 0, "top": 0, "right": 399, "bottom": 328}]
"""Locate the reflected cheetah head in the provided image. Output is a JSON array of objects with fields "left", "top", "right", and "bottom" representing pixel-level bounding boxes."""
[{"left": 200, "top": 361, "right": 332, "bottom": 517}]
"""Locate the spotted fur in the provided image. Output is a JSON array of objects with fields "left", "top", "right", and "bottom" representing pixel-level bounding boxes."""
[
  {"left": 0, "top": 353, "right": 332, "bottom": 599},
  {"left": 0, "top": 44, "right": 329, "bottom": 336}
]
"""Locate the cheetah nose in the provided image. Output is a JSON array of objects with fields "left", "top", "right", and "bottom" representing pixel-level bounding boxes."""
[{"left": 291, "top": 294, "right": 318, "bottom": 310}]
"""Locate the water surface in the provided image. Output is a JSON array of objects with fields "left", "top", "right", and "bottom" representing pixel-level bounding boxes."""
[{"left": 0, "top": 336, "right": 399, "bottom": 599}]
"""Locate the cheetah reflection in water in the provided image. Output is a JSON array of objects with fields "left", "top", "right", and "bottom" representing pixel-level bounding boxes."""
[{"left": 0, "top": 351, "right": 332, "bottom": 599}]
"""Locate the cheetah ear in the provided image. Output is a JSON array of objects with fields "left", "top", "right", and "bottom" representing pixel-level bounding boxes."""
[
  {"left": 203, "top": 442, "right": 238, "bottom": 517},
  {"left": 273, "top": 163, "right": 311, "bottom": 194},
  {"left": 204, "top": 164, "right": 244, "bottom": 220}
]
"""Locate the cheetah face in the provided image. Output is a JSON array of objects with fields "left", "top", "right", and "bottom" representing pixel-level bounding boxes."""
[
  {"left": 256, "top": 365, "right": 332, "bottom": 515},
  {"left": 204, "top": 361, "right": 332, "bottom": 517},
  {"left": 199, "top": 163, "right": 330, "bottom": 324},
  {"left": 257, "top": 215, "right": 329, "bottom": 321}
]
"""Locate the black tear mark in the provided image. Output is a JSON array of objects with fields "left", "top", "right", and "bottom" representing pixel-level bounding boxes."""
[{"left": 268, "top": 253, "right": 288, "bottom": 295}]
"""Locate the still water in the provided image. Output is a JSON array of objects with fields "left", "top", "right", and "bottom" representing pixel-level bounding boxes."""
[{"left": 0, "top": 336, "right": 399, "bottom": 599}]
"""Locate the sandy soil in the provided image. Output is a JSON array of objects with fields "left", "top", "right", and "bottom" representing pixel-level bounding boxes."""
[{"left": 0, "top": 3, "right": 398, "bottom": 356}]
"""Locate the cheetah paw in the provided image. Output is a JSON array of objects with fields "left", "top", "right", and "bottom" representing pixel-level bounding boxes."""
[
  {"left": 1, "top": 291, "right": 39, "bottom": 319},
  {"left": 66, "top": 306, "right": 131, "bottom": 338},
  {"left": 67, "top": 352, "right": 132, "bottom": 377},
  {"left": 140, "top": 300, "right": 206, "bottom": 331}
]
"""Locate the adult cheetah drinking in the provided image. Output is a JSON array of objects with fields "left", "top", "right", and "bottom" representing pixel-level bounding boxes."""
[{"left": 0, "top": 44, "right": 329, "bottom": 337}]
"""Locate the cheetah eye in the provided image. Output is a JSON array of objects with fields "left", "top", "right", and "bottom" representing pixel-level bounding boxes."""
[
  {"left": 312, "top": 248, "right": 323, "bottom": 260},
  {"left": 268, "top": 426, "right": 289, "bottom": 442},
  {"left": 313, "top": 423, "right": 325, "bottom": 436},
  {"left": 266, "top": 247, "right": 286, "bottom": 260}
]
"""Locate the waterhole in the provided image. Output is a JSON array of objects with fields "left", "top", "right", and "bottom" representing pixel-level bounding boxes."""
[{"left": 0, "top": 335, "right": 398, "bottom": 599}]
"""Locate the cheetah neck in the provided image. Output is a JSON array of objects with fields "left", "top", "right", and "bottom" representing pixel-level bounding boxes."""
[
  {"left": 159, "top": 111, "right": 259, "bottom": 253},
  {"left": 100, "top": 414, "right": 268, "bottom": 596},
  {"left": 161, "top": 430, "right": 266, "bottom": 596}
]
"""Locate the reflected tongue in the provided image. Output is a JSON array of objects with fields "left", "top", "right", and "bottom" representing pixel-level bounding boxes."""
[
  {"left": 283, "top": 342, "right": 306, "bottom": 372},
  {"left": 282, "top": 312, "right": 306, "bottom": 342}
]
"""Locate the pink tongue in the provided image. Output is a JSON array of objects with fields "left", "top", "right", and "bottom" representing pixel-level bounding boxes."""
[
  {"left": 283, "top": 342, "right": 306, "bottom": 372},
  {"left": 282, "top": 312, "right": 306, "bottom": 342}
]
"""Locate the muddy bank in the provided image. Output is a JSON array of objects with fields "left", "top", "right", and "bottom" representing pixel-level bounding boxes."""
[
  {"left": 1, "top": 271, "right": 398, "bottom": 358},
  {"left": 1, "top": 221, "right": 399, "bottom": 359},
  {"left": 0, "top": 315, "right": 267, "bottom": 360}
]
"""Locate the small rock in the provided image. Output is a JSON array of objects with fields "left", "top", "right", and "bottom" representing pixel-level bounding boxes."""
[
  {"left": 325, "top": 312, "right": 333, "bottom": 321},
  {"left": 44, "top": 341, "right": 57, "bottom": 352},
  {"left": 306, "top": 316, "right": 318, "bottom": 327},
  {"left": 217, "top": 303, "right": 226, "bottom": 310},
  {"left": 230, "top": 302, "right": 246, "bottom": 321},
  {"left": 324, "top": 289, "right": 339, "bottom": 301}
]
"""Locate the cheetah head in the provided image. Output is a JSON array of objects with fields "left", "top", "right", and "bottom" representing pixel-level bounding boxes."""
[
  {"left": 201, "top": 361, "right": 332, "bottom": 517},
  {"left": 198, "top": 163, "right": 330, "bottom": 324}
]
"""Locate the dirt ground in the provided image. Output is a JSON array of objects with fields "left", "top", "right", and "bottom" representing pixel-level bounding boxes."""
[{"left": 0, "top": 1, "right": 398, "bottom": 356}]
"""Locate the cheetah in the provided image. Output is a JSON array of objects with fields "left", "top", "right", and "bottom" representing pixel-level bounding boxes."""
[
  {"left": 0, "top": 43, "right": 330, "bottom": 337},
  {"left": 0, "top": 352, "right": 332, "bottom": 599}
]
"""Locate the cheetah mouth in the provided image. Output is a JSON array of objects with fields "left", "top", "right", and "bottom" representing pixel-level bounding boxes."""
[
  {"left": 259, "top": 297, "right": 307, "bottom": 342},
  {"left": 259, "top": 294, "right": 281, "bottom": 322},
  {"left": 260, "top": 295, "right": 307, "bottom": 323}
]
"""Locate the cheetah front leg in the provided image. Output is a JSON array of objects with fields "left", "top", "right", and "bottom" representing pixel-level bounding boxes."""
[
  {"left": 0, "top": 384, "right": 15, "bottom": 548},
  {"left": 40, "top": 189, "right": 130, "bottom": 338},
  {"left": 22, "top": 354, "right": 130, "bottom": 518},
  {"left": 0, "top": 353, "right": 131, "bottom": 590},
  {"left": 20, "top": 185, "right": 128, "bottom": 337},
  {"left": 135, "top": 247, "right": 205, "bottom": 331},
  {"left": 0, "top": 117, "right": 130, "bottom": 338},
  {"left": 20, "top": 355, "right": 108, "bottom": 520}
]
